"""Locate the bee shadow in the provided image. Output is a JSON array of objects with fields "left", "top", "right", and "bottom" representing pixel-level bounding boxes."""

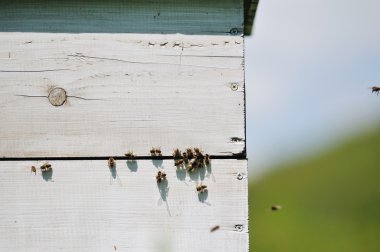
[
  {"left": 187, "top": 168, "right": 201, "bottom": 182},
  {"left": 198, "top": 190, "right": 209, "bottom": 203},
  {"left": 41, "top": 169, "right": 53, "bottom": 182},
  {"left": 152, "top": 159, "right": 163, "bottom": 168},
  {"left": 199, "top": 166, "right": 206, "bottom": 181},
  {"left": 175, "top": 166, "right": 187, "bottom": 181},
  {"left": 157, "top": 179, "right": 169, "bottom": 202},
  {"left": 157, "top": 179, "right": 171, "bottom": 216},
  {"left": 109, "top": 165, "right": 122, "bottom": 186},
  {"left": 206, "top": 164, "right": 216, "bottom": 182},
  {"left": 126, "top": 160, "right": 138, "bottom": 172}
]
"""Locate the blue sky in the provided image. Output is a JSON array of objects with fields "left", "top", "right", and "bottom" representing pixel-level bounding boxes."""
[{"left": 245, "top": 0, "right": 380, "bottom": 177}]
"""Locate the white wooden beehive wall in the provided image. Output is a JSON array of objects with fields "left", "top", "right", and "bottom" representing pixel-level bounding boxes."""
[{"left": 0, "top": 1, "right": 248, "bottom": 251}]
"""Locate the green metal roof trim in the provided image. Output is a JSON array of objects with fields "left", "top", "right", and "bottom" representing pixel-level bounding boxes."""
[{"left": 245, "top": 0, "right": 259, "bottom": 35}]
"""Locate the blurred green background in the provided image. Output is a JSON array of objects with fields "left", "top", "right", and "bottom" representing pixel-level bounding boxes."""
[
  {"left": 246, "top": 1, "right": 380, "bottom": 250},
  {"left": 249, "top": 125, "right": 380, "bottom": 251}
]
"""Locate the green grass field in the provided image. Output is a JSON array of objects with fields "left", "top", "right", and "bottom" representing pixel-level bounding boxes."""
[{"left": 249, "top": 126, "right": 380, "bottom": 251}]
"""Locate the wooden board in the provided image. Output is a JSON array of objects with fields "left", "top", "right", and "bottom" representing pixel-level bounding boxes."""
[
  {"left": 0, "top": 0, "right": 243, "bottom": 35},
  {"left": 0, "top": 159, "right": 248, "bottom": 252},
  {"left": 0, "top": 33, "right": 245, "bottom": 158}
]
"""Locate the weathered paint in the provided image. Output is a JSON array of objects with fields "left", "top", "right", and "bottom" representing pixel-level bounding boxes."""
[
  {"left": 0, "top": 33, "right": 245, "bottom": 158},
  {"left": 0, "top": 159, "right": 248, "bottom": 252}
]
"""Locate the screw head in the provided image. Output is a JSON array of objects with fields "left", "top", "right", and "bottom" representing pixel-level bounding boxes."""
[
  {"left": 231, "top": 83, "right": 239, "bottom": 91},
  {"left": 235, "top": 224, "right": 244, "bottom": 232},
  {"left": 230, "top": 28, "right": 240, "bottom": 35}
]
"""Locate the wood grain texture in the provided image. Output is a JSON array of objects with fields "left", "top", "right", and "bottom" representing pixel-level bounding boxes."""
[
  {"left": 0, "top": 33, "right": 245, "bottom": 158},
  {"left": 0, "top": 0, "right": 243, "bottom": 35},
  {"left": 0, "top": 159, "right": 248, "bottom": 252}
]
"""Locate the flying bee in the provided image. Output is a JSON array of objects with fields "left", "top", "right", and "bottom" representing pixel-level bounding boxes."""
[
  {"left": 31, "top": 166, "right": 36, "bottom": 175},
  {"left": 172, "top": 148, "right": 182, "bottom": 159},
  {"left": 108, "top": 157, "right": 116, "bottom": 168},
  {"left": 186, "top": 148, "right": 194, "bottom": 159},
  {"left": 40, "top": 162, "right": 52, "bottom": 172},
  {"left": 150, "top": 147, "right": 156, "bottom": 156},
  {"left": 210, "top": 225, "right": 220, "bottom": 232},
  {"left": 205, "top": 154, "right": 211, "bottom": 165},
  {"left": 371, "top": 86, "right": 380, "bottom": 95},
  {"left": 156, "top": 170, "right": 167, "bottom": 183},
  {"left": 271, "top": 205, "right": 283, "bottom": 211},
  {"left": 174, "top": 159, "right": 184, "bottom": 167},
  {"left": 124, "top": 151, "right": 135, "bottom": 160},
  {"left": 196, "top": 183, "right": 208, "bottom": 193}
]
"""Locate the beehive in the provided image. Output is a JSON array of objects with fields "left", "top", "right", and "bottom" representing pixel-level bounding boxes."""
[{"left": 0, "top": 1, "right": 258, "bottom": 251}]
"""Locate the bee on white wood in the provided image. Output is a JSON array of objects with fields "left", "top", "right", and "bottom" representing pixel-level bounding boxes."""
[
  {"left": 156, "top": 170, "right": 167, "bottom": 183},
  {"left": 124, "top": 151, "right": 135, "bottom": 160},
  {"left": 172, "top": 148, "right": 182, "bottom": 159},
  {"left": 196, "top": 183, "right": 208, "bottom": 193},
  {"left": 204, "top": 154, "right": 211, "bottom": 166},
  {"left": 40, "top": 162, "right": 52, "bottom": 172},
  {"left": 108, "top": 157, "right": 116, "bottom": 168}
]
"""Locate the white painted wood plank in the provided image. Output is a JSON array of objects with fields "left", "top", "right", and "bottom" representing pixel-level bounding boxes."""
[
  {"left": 0, "top": 33, "right": 245, "bottom": 158},
  {"left": 0, "top": 0, "right": 243, "bottom": 35},
  {"left": 0, "top": 159, "right": 248, "bottom": 252}
]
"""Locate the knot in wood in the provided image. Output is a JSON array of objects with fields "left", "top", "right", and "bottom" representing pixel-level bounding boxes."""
[{"left": 48, "top": 87, "right": 67, "bottom": 106}]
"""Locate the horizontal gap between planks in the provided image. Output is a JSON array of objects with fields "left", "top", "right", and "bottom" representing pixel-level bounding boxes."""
[{"left": 0, "top": 154, "right": 246, "bottom": 161}]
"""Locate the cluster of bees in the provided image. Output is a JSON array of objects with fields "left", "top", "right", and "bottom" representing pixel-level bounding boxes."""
[
  {"left": 172, "top": 148, "right": 210, "bottom": 172},
  {"left": 30, "top": 163, "right": 52, "bottom": 175},
  {"left": 105, "top": 147, "right": 211, "bottom": 194},
  {"left": 124, "top": 147, "right": 162, "bottom": 160},
  {"left": 31, "top": 163, "right": 52, "bottom": 174},
  {"left": 33, "top": 149, "right": 210, "bottom": 194},
  {"left": 150, "top": 147, "right": 162, "bottom": 157}
]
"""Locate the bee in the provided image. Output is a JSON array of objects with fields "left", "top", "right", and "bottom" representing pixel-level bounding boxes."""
[
  {"left": 196, "top": 183, "right": 208, "bottom": 193},
  {"left": 40, "top": 162, "right": 52, "bottom": 172},
  {"left": 372, "top": 86, "right": 380, "bottom": 95},
  {"left": 271, "top": 205, "right": 283, "bottom": 211},
  {"left": 194, "top": 147, "right": 201, "bottom": 155},
  {"left": 172, "top": 148, "right": 182, "bottom": 159},
  {"left": 174, "top": 159, "right": 184, "bottom": 166},
  {"left": 205, "top": 154, "right": 211, "bottom": 165},
  {"left": 124, "top": 151, "right": 135, "bottom": 160},
  {"left": 150, "top": 147, "right": 156, "bottom": 156},
  {"left": 186, "top": 159, "right": 196, "bottom": 171},
  {"left": 31, "top": 166, "right": 37, "bottom": 174},
  {"left": 186, "top": 148, "right": 194, "bottom": 159},
  {"left": 182, "top": 152, "right": 188, "bottom": 162},
  {"left": 108, "top": 157, "right": 116, "bottom": 168},
  {"left": 210, "top": 225, "right": 220, "bottom": 232},
  {"left": 155, "top": 147, "right": 162, "bottom": 156},
  {"left": 156, "top": 170, "right": 167, "bottom": 183}
]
